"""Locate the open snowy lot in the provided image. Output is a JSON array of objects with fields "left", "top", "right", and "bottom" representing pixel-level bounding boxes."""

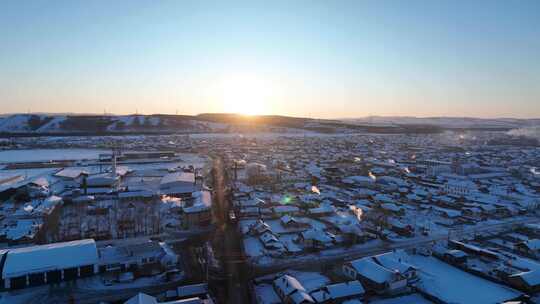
[
  {"left": 370, "top": 293, "right": 434, "bottom": 304},
  {"left": 410, "top": 255, "right": 522, "bottom": 304},
  {"left": 0, "top": 149, "right": 109, "bottom": 163}
]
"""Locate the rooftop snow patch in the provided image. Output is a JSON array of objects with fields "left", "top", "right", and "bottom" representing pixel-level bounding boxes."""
[
  {"left": 410, "top": 255, "right": 521, "bottom": 304},
  {"left": 2, "top": 239, "right": 98, "bottom": 278}
]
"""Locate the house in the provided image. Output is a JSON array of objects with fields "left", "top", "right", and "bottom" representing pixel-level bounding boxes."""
[
  {"left": 98, "top": 241, "right": 178, "bottom": 275},
  {"left": 310, "top": 281, "right": 365, "bottom": 303},
  {"left": 387, "top": 219, "right": 413, "bottom": 237},
  {"left": 86, "top": 173, "right": 120, "bottom": 189},
  {"left": 343, "top": 257, "right": 407, "bottom": 294},
  {"left": 516, "top": 239, "right": 540, "bottom": 258},
  {"left": 372, "top": 252, "right": 417, "bottom": 281},
  {"left": 443, "top": 249, "right": 468, "bottom": 264},
  {"left": 125, "top": 293, "right": 158, "bottom": 304},
  {"left": 280, "top": 216, "right": 310, "bottom": 229},
  {"left": 273, "top": 275, "right": 315, "bottom": 304},
  {"left": 297, "top": 229, "right": 335, "bottom": 249},
  {"left": 522, "top": 224, "right": 540, "bottom": 238},
  {"left": 249, "top": 220, "right": 273, "bottom": 236},
  {"left": 24, "top": 178, "right": 50, "bottom": 198},
  {"left": 124, "top": 292, "right": 213, "bottom": 304},
  {"left": 260, "top": 232, "right": 285, "bottom": 251},
  {"left": 273, "top": 205, "right": 300, "bottom": 216},
  {"left": 508, "top": 270, "right": 540, "bottom": 293},
  {"left": 449, "top": 240, "right": 501, "bottom": 260},
  {"left": 378, "top": 203, "right": 404, "bottom": 216},
  {"left": 307, "top": 205, "right": 335, "bottom": 217},
  {"left": 343, "top": 176, "right": 376, "bottom": 189},
  {"left": 54, "top": 168, "right": 88, "bottom": 185}
]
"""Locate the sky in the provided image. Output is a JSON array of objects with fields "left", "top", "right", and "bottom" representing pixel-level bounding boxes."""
[{"left": 1, "top": 0, "right": 539, "bottom": 118}]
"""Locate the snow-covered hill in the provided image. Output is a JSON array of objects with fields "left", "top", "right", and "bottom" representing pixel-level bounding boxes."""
[
  {"left": 1, "top": 114, "right": 537, "bottom": 135},
  {"left": 343, "top": 116, "right": 540, "bottom": 129},
  {"left": 0, "top": 114, "right": 231, "bottom": 134}
]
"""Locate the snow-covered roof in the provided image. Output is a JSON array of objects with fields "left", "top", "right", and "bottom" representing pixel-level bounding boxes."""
[
  {"left": 301, "top": 229, "right": 334, "bottom": 243},
  {"left": 86, "top": 174, "right": 118, "bottom": 187},
  {"left": 445, "top": 249, "right": 468, "bottom": 259},
  {"left": 160, "top": 172, "right": 195, "bottom": 188},
  {"left": 273, "top": 205, "right": 300, "bottom": 213},
  {"left": 30, "top": 177, "right": 49, "bottom": 187},
  {"left": 308, "top": 205, "right": 335, "bottom": 214},
  {"left": 326, "top": 280, "right": 365, "bottom": 299},
  {"left": 373, "top": 252, "right": 416, "bottom": 274},
  {"left": 274, "top": 274, "right": 306, "bottom": 295},
  {"left": 54, "top": 168, "right": 87, "bottom": 179},
  {"left": 349, "top": 257, "right": 396, "bottom": 284},
  {"left": 254, "top": 283, "right": 281, "bottom": 304},
  {"left": 519, "top": 239, "right": 540, "bottom": 251},
  {"left": 2, "top": 239, "right": 98, "bottom": 278},
  {"left": 343, "top": 176, "right": 375, "bottom": 184},
  {"left": 509, "top": 270, "right": 540, "bottom": 286},
  {"left": 260, "top": 231, "right": 280, "bottom": 244},
  {"left": 289, "top": 289, "right": 315, "bottom": 304},
  {"left": 124, "top": 293, "right": 158, "bottom": 304}
]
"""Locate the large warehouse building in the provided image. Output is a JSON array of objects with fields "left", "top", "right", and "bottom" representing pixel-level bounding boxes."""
[
  {"left": 159, "top": 172, "right": 198, "bottom": 197},
  {"left": 0, "top": 239, "right": 99, "bottom": 289}
]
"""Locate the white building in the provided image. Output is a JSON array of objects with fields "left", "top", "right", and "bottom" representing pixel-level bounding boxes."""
[
  {"left": 160, "top": 172, "right": 197, "bottom": 197},
  {"left": 0, "top": 239, "right": 99, "bottom": 290}
]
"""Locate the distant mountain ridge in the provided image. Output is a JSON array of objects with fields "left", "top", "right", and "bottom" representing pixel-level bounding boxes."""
[
  {"left": 0, "top": 113, "right": 334, "bottom": 135},
  {"left": 0, "top": 113, "right": 537, "bottom": 136},
  {"left": 342, "top": 116, "right": 540, "bottom": 129}
]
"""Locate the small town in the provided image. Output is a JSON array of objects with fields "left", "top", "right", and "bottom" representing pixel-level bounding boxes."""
[
  {"left": 0, "top": 128, "right": 539, "bottom": 303},
  {"left": 2, "top": 1, "right": 540, "bottom": 303}
]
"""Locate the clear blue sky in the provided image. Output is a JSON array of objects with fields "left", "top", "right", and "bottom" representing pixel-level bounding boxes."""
[{"left": 1, "top": 0, "right": 539, "bottom": 118}]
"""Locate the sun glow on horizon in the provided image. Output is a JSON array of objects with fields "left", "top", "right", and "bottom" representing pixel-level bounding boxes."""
[{"left": 215, "top": 73, "right": 273, "bottom": 116}]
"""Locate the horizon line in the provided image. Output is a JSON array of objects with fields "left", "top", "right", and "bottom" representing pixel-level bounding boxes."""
[{"left": 1, "top": 111, "right": 540, "bottom": 121}]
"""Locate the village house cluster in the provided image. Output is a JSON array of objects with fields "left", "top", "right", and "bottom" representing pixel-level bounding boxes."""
[
  {"left": 0, "top": 130, "right": 539, "bottom": 303},
  {"left": 209, "top": 132, "right": 539, "bottom": 303},
  {"left": 0, "top": 144, "right": 216, "bottom": 303}
]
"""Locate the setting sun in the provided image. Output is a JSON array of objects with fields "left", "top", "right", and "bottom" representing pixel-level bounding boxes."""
[{"left": 217, "top": 73, "right": 271, "bottom": 115}]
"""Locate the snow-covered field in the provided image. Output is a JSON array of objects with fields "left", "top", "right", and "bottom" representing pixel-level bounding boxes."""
[
  {"left": 370, "top": 294, "right": 433, "bottom": 304},
  {"left": 0, "top": 149, "right": 109, "bottom": 163}
]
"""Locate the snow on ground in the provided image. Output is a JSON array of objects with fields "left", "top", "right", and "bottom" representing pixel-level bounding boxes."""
[
  {"left": 279, "top": 234, "right": 302, "bottom": 253},
  {"left": 239, "top": 219, "right": 257, "bottom": 234},
  {"left": 0, "top": 149, "right": 109, "bottom": 163},
  {"left": 507, "top": 254, "right": 540, "bottom": 272},
  {"left": 410, "top": 255, "right": 521, "bottom": 304},
  {"left": 76, "top": 275, "right": 167, "bottom": 291},
  {"left": 0, "top": 114, "right": 31, "bottom": 132},
  {"left": 244, "top": 236, "right": 265, "bottom": 257},
  {"left": 0, "top": 285, "right": 49, "bottom": 304},
  {"left": 254, "top": 283, "right": 281, "bottom": 304},
  {"left": 36, "top": 116, "right": 67, "bottom": 132},
  {"left": 369, "top": 293, "right": 434, "bottom": 304},
  {"left": 287, "top": 270, "right": 330, "bottom": 292}
]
